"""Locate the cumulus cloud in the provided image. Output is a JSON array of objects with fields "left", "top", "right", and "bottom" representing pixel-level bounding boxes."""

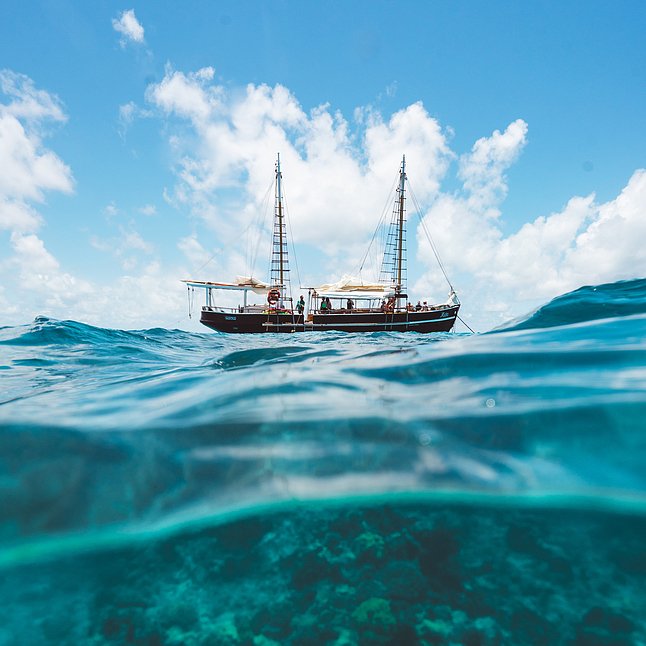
[
  {"left": 9, "top": 232, "right": 91, "bottom": 298},
  {"left": 0, "top": 72, "right": 92, "bottom": 320},
  {"left": 112, "top": 9, "right": 145, "bottom": 47},
  {"left": 416, "top": 122, "right": 646, "bottom": 329},
  {"left": 0, "top": 70, "right": 73, "bottom": 234},
  {"left": 458, "top": 119, "right": 528, "bottom": 218},
  {"left": 0, "top": 70, "right": 66, "bottom": 123},
  {"left": 147, "top": 67, "right": 452, "bottom": 273}
]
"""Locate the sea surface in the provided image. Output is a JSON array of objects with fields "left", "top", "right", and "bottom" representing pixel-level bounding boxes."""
[{"left": 1, "top": 278, "right": 646, "bottom": 645}]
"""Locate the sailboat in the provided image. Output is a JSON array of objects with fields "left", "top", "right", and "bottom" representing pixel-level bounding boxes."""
[{"left": 183, "top": 154, "right": 460, "bottom": 333}]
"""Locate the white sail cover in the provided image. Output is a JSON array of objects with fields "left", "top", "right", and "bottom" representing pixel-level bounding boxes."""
[
  {"left": 234, "top": 276, "right": 269, "bottom": 289},
  {"left": 182, "top": 276, "right": 270, "bottom": 294},
  {"left": 315, "top": 275, "right": 387, "bottom": 294}
]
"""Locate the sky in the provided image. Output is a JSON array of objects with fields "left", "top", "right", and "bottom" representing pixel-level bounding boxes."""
[{"left": 1, "top": 0, "right": 645, "bottom": 332}]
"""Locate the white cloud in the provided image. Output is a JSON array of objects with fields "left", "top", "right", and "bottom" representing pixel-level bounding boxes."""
[
  {"left": 0, "top": 72, "right": 93, "bottom": 322},
  {"left": 0, "top": 71, "right": 73, "bottom": 235},
  {"left": 0, "top": 197, "right": 41, "bottom": 232},
  {"left": 121, "top": 228, "right": 154, "bottom": 254},
  {"left": 564, "top": 170, "right": 646, "bottom": 284},
  {"left": 0, "top": 71, "right": 205, "bottom": 331},
  {"left": 459, "top": 119, "right": 528, "bottom": 218},
  {"left": 117, "top": 101, "right": 153, "bottom": 139},
  {"left": 178, "top": 235, "right": 211, "bottom": 268},
  {"left": 147, "top": 69, "right": 452, "bottom": 273},
  {"left": 0, "top": 114, "right": 73, "bottom": 204},
  {"left": 112, "top": 9, "right": 145, "bottom": 47},
  {"left": 9, "top": 232, "right": 94, "bottom": 312},
  {"left": 147, "top": 66, "right": 220, "bottom": 123},
  {"left": 89, "top": 225, "right": 155, "bottom": 271},
  {"left": 73, "top": 262, "right": 190, "bottom": 330},
  {"left": 0, "top": 70, "right": 73, "bottom": 238},
  {"left": 138, "top": 204, "right": 157, "bottom": 216},
  {"left": 0, "top": 70, "right": 66, "bottom": 123},
  {"left": 416, "top": 122, "right": 646, "bottom": 329}
]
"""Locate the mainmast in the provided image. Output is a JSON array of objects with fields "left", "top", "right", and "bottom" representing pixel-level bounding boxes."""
[
  {"left": 396, "top": 155, "right": 406, "bottom": 293},
  {"left": 270, "top": 153, "right": 290, "bottom": 303}
]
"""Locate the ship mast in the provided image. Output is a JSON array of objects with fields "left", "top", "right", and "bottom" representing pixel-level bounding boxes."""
[
  {"left": 270, "top": 153, "right": 290, "bottom": 304},
  {"left": 396, "top": 154, "right": 406, "bottom": 293},
  {"left": 379, "top": 155, "right": 408, "bottom": 297}
]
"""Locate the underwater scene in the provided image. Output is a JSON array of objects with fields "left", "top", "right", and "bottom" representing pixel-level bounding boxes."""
[{"left": 1, "top": 278, "right": 646, "bottom": 645}]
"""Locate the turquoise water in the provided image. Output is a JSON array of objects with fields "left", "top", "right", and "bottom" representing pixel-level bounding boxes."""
[{"left": 1, "top": 278, "right": 645, "bottom": 645}]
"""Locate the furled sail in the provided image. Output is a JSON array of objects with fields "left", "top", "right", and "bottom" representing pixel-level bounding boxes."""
[{"left": 315, "top": 275, "right": 387, "bottom": 294}]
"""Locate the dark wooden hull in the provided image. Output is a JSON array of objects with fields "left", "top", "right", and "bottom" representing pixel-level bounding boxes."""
[
  {"left": 200, "top": 309, "right": 305, "bottom": 333},
  {"left": 200, "top": 306, "right": 459, "bottom": 334}
]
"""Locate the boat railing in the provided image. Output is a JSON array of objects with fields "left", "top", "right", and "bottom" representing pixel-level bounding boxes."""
[
  {"left": 314, "top": 307, "right": 392, "bottom": 314},
  {"left": 311, "top": 303, "right": 454, "bottom": 314},
  {"left": 202, "top": 305, "right": 296, "bottom": 314}
]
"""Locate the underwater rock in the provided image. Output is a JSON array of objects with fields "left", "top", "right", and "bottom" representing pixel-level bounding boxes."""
[
  {"left": 380, "top": 561, "right": 427, "bottom": 602},
  {"left": 354, "top": 531, "right": 386, "bottom": 563},
  {"left": 3, "top": 503, "right": 646, "bottom": 645}
]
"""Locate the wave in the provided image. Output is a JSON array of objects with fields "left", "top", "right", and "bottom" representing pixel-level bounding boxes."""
[
  {"left": 3, "top": 281, "right": 646, "bottom": 646},
  {"left": 1, "top": 279, "right": 646, "bottom": 567},
  {"left": 496, "top": 276, "right": 646, "bottom": 332}
]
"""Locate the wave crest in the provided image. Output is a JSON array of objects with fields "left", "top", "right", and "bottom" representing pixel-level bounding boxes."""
[{"left": 496, "top": 277, "right": 646, "bottom": 332}]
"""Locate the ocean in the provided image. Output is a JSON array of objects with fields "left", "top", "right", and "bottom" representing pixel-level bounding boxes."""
[{"left": 1, "top": 278, "right": 645, "bottom": 645}]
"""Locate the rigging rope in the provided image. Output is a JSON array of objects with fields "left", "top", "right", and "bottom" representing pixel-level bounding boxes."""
[
  {"left": 457, "top": 314, "right": 475, "bottom": 334},
  {"left": 187, "top": 286, "right": 194, "bottom": 319},
  {"left": 189, "top": 178, "right": 274, "bottom": 280},
  {"left": 283, "top": 191, "right": 303, "bottom": 292},
  {"left": 247, "top": 177, "right": 274, "bottom": 280},
  {"left": 356, "top": 173, "right": 399, "bottom": 280},
  {"left": 407, "top": 180, "right": 454, "bottom": 292}
]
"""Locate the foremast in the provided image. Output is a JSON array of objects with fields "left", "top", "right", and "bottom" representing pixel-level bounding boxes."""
[
  {"left": 380, "top": 155, "right": 408, "bottom": 298},
  {"left": 270, "top": 153, "right": 291, "bottom": 307}
]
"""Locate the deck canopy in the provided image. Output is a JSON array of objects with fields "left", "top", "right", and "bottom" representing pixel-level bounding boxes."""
[
  {"left": 182, "top": 276, "right": 270, "bottom": 295},
  {"left": 315, "top": 275, "right": 387, "bottom": 294},
  {"left": 312, "top": 275, "right": 398, "bottom": 301}
]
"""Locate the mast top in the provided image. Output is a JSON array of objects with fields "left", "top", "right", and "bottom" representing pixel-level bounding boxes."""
[{"left": 276, "top": 153, "right": 283, "bottom": 200}]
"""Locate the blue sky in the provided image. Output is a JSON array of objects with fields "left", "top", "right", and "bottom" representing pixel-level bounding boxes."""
[{"left": 1, "top": 1, "right": 645, "bottom": 331}]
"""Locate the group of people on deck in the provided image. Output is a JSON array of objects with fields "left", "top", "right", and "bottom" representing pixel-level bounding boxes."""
[
  {"left": 316, "top": 296, "right": 355, "bottom": 313},
  {"left": 380, "top": 296, "right": 397, "bottom": 313},
  {"left": 380, "top": 298, "right": 430, "bottom": 313},
  {"left": 298, "top": 294, "right": 429, "bottom": 315}
]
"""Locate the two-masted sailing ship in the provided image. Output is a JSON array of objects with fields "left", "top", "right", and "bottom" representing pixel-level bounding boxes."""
[{"left": 183, "top": 154, "right": 460, "bottom": 333}]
